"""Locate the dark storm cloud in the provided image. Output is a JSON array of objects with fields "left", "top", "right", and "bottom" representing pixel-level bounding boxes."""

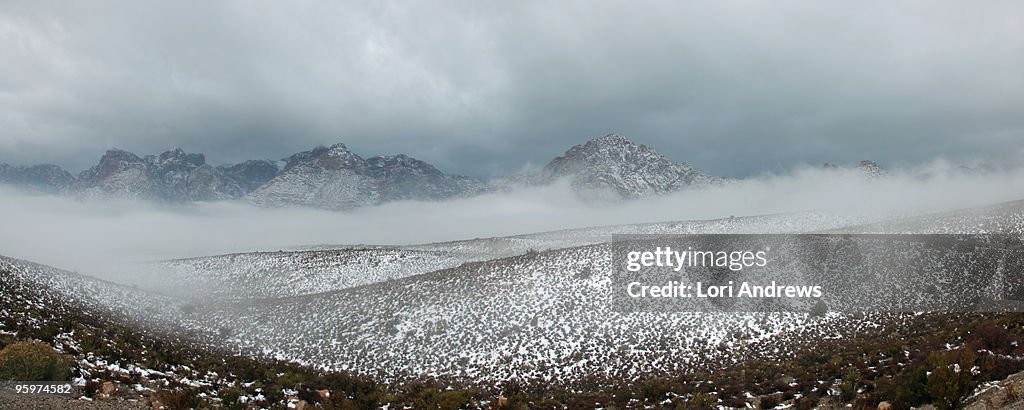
[{"left": 1, "top": 1, "right": 1023, "bottom": 177}]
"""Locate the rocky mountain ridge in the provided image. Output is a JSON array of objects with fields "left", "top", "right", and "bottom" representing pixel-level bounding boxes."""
[
  {"left": 1, "top": 134, "right": 889, "bottom": 208},
  {"left": 0, "top": 163, "right": 76, "bottom": 193},
  {"left": 247, "top": 143, "right": 486, "bottom": 209},
  {"left": 69, "top": 148, "right": 253, "bottom": 201}
]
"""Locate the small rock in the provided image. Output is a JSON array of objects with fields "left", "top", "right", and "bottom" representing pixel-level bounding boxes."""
[
  {"left": 318, "top": 389, "right": 331, "bottom": 399},
  {"left": 100, "top": 381, "right": 116, "bottom": 395},
  {"left": 497, "top": 394, "right": 508, "bottom": 407},
  {"left": 295, "top": 400, "right": 310, "bottom": 410},
  {"left": 150, "top": 399, "right": 164, "bottom": 409},
  {"left": 878, "top": 401, "right": 892, "bottom": 410}
]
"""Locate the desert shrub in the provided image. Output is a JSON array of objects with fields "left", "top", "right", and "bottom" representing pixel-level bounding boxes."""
[
  {"left": 975, "top": 323, "right": 1016, "bottom": 353},
  {"left": 0, "top": 340, "right": 71, "bottom": 381},
  {"left": 794, "top": 392, "right": 819, "bottom": 410},
  {"left": 218, "top": 387, "right": 243, "bottom": 410},
  {"left": 637, "top": 377, "right": 674, "bottom": 401},
  {"left": 261, "top": 385, "right": 285, "bottom": 404},
  {"left": 688, "top": 392, "right": 717, "bottom": 410},
  {"left": 401, "top": 381, "right": 473, "bottom": 410},
  {"left": 0, "top": 334, "right": 17, "bottom": 349},
  {"left": 504, "top": 393, "right": 531, "bottom": 410},
  {"left": 926, "top": 349, "right": 990, "bottom": 410},
  {"left": 990, "top": 356, "right": 1024, "bottom": 381},
  {"left": 839, "top": 369, "right": 861, "bottom": 402},
  {"left": 887, "top": 366, "right": 929, "bottom": 408},
  {"left": 78, "top": 332, "right": 110, "bottom": 356},
  {"left": 320, "top": 397, "right": 364, "bottom": 410},
  {"left": 720, "top": 396, "right": 748, "bottom": 408},
  {"left": 435, "top": 390, "right": 472, "bottom": 410},
  {"left": 156, "top": 388, "right": 202, "bottom": 410}
]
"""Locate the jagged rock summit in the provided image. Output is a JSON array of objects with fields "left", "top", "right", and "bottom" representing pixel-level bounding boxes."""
[
  {"left": 246, "top": 143, "right": 484, "bottom": 209},
  {"left": 71, "top": 148, "right": 249, "bottom": 201},
  {"left": 0, "top": 163, "right": 76, "bottom": 193},
  {"left": 857, "top": 160, "right": 887, "bottom": 178},
  {"left": 533, "top": 133, "right": 722, "bottom": 198}
]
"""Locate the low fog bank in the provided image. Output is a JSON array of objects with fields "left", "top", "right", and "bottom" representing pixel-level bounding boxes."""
[{"left": 2, "top": 161, "right": 1024, "bottom": 282}]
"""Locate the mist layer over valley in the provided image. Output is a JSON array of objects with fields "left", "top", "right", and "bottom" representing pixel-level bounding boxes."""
[{"left": 1, "top": 158, "right": 1022, "bottom": 284}]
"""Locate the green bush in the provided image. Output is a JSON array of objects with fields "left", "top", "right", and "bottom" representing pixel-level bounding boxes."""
[
  {"left": 888, "top": 366, "right": 929, "bottom": 408},
  {"left": 218, "top": 387, "right": 244, "bottom": 410},
  {"left": 839, "top": 369, "right": 861, "bottom": 402},
  {"left": 690, "top": 392, "right": 717, "bottom": 409},
  {"left": 926, "top": 349, "right": 989, "bottom": 410},
  {"left": 0, "top": 340, "right": 71, "bottom": 381}
]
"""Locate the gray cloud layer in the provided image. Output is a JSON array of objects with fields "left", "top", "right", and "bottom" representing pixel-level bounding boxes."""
[{"left": 1, "top": 1, "right": 1023, "bottom": 177}]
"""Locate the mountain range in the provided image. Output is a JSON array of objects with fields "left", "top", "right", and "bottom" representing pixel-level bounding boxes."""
[{"left": 0, "top": 134, "right": 881, "bottom": 209}]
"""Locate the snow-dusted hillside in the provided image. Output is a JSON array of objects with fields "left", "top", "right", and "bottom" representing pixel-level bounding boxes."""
[
  {"left": 181, "top": 243, "right": 898, "bottom": 386},
  {"left": 157, "top": 201, "right": 1024, "bottom": 386},
  {"left": 0, "top": 256, "right": 189, "bottom": 329},
  {"left": 151, "top": 211, "right": 868, "bottom": 301},
  {"left": 4, "top": 200, "right": 1024, "bottom": 390},
  {"left": 157, "top": 247, "right": 469, "bottom": 300}
]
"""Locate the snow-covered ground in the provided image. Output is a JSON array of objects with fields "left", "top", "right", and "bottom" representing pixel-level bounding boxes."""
[
  {"left": 149, "top": 211, "right": 869, "bottom": 300},
  {"left": 3, "top": 201, "right": 1024, "bottom": 387}
]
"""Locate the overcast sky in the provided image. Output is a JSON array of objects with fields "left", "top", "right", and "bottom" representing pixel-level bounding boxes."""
[{"left": 1, "top": 1, "right": 1023, "bottom": 178}]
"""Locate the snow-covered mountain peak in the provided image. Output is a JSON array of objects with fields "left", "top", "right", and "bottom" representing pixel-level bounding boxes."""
[
  {"left": 567, "top": 133, "right": 652, "bottom": 156},
  {"left": 535, "top": 133, "right": 721, "bottom": 198},
  {"left": 282, "top": 143, "right": 365, "bottom": 173},
  {"left": 858, "top": 160, "right": 887, "bottom": 178},
  {"left": 589, "top": 133, "right": 632, "bottom": 145}
]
